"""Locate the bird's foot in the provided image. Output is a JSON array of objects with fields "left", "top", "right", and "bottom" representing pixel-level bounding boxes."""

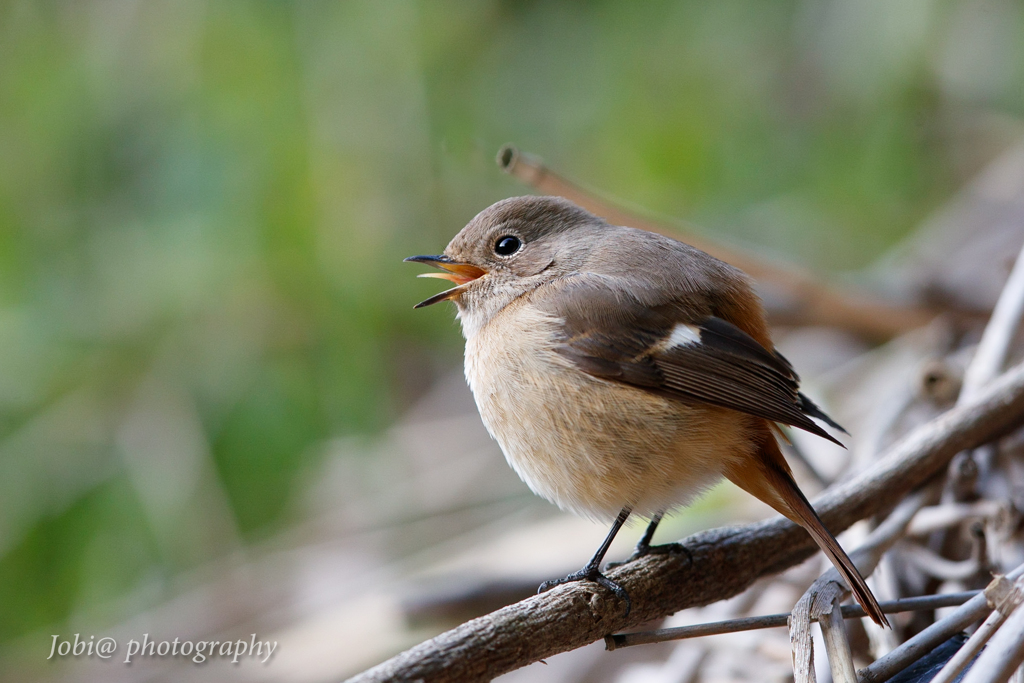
[
  {"left": 538, "top": 566, "right": 632, "bottom": 616},
  {"left": 606, "top": 541, "right": 692, "bottom": 570}
]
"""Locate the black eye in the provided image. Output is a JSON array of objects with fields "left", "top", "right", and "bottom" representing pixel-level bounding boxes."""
[{"left": 494, "top": 235, "right": 522, "bottom": 256}]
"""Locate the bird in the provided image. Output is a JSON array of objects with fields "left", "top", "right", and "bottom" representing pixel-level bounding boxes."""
[{"left": 405, "top": 195, "right": 887, "bottom": 626}]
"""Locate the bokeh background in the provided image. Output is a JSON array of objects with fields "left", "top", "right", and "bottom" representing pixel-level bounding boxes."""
[{"left": 2, "top": 1, "right": 1024, "bottom": 681}]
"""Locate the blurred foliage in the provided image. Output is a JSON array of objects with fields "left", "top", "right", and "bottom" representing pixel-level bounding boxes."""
[{"left": 0, "top": 0, "right": 1023, "bottom": 646}]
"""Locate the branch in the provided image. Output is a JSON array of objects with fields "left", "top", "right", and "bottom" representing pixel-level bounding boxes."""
[
  {"left": 346, "top": 361, "right": 1024, "bottom": 683},
  {"left": 858, "top": 566, "right": 1024, "bottom": 683},
  {"left": 497, "top": 145, "right": 941, "bottom": 341},
  {"left": 959, "top": 599, "right": 1024, "bottom": 683},
  {"left": 960, "top": 240, "right": 1024, "bottom": 404},
  {"left": 602, "top": 592, "right": 979, "bottom": 647},
  {"left": 931, "top": 574, "right": 1024, "bottom": 683}
]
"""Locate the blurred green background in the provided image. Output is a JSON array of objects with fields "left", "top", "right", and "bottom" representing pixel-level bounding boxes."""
[{"left": 1, "top": 0, "right": 1022, "bottom": 654}]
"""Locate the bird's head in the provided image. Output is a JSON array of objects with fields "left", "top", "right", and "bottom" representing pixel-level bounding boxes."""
[{"left": 406, "top": 196, "right": 605, "bottom": 327}]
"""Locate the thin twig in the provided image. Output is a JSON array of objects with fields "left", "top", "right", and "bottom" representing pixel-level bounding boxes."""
[
  {"left": 900, "top": 542, "right": 982, "bottom": 581},
  {"left": 932, "top": 612, "right": 1006, "bottom": 683},
  {"left": 941, "top": 574, "right": 1024, "bottom": 683},
  {"left": 960, "top": 599, "right": 1024, "bottom": 683},
  {"left": 960, "top": 241, "right": 1024, "bottom": 405},
  {"left": 604, "top": 592, "right": 979, "bottom": 649},
  {"left": 497, "top": 145, "right": 939, "bottom": 340},
  {"left": 858, "top": 563, "right": 1024, "bottom": 683},
  {"left": 907, "top": 501, "right": 1005, "bottom": 535}
]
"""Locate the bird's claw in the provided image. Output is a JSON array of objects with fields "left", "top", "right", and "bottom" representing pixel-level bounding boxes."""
[
  {"left": 538, "top": 567, "right": 632, "bottom": 616},
  {"left": 606, "top": 542, "right": 692, "bottom": 570}
]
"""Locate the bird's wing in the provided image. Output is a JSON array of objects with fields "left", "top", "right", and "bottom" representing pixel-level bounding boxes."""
[{"left": 537, "top": 275, "right": 844, "bottom": 445}]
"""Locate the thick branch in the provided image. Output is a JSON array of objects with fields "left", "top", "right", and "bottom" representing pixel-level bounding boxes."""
[{"left": 347, "top": 361, "right": 1024, "bottom": 683}]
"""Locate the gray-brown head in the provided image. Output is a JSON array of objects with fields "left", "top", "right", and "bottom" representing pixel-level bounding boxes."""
[{"left": 405, "top": 196, "right": 607, "bottom": 317}]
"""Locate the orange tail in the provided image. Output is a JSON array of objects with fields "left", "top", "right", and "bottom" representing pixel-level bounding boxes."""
[{"left": 725, "top": 436, "right": 889, "bottom": 627}]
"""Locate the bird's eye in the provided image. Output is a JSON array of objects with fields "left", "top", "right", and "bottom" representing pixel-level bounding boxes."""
[{"left": 494, "top": 235, "right": 522, "bottom": 256}]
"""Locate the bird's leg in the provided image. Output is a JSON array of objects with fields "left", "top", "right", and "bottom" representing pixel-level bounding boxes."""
[
  {"left": 607, "top": 511, "right": 692, "bottom": 568},
  {"left": 538, "top": 507, "right": 633, "bottom": 615},
  {"left": 632, "top": 511, "right": 664, "bottom": 556}
]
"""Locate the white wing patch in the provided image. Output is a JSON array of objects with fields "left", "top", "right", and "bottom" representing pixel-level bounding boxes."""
[{"left": 664, "top": 323, "right": 701, "bottom": 349}]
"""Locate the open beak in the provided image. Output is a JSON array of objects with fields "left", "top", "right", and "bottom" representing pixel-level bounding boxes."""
[{"left": 404, "top": 255, "right": 487, "bottom": 308}]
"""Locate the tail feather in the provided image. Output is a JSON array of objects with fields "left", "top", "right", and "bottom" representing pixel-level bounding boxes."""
[
  {"left": 725, "top": 435, "right": 889, "bottom": 627},
  {"left": 782, "top": 478, "right": 889, "bottom": 627},
  {"left": 798, "top": 392, "right": 849, "bottom": 435}
]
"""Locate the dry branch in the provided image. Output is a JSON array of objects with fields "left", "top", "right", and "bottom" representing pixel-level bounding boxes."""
[
  {"left": 931, "top": 575, "right": 1024, "bottom": 683},
  {"left": 960, "top": 600, "right": 1024, "bottom": 683},
  {"left": 820, "top": 601, "right": 858, "bottom": 683},
  {"left": 347, "top": 361, "right": 1024, "bottom": 683},
  {"left": 960, "top": 241, "right": 1024, "bottom": 404},
  {"left": 954, "top": 577, "right": 1024, "bottom": 683},
  {"left": 859, "top": 565, "right": 1024, "bottom": 683},
  {"left": 497, "top": 145, "right": 940, "bottom": 340},
  {"left": 604, "top": 592, "right": 979, "bottom": 648}
]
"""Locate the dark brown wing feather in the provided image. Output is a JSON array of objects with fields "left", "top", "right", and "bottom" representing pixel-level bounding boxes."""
[{"left": 539, "top": 274, "right": 844, "bottom": 445}]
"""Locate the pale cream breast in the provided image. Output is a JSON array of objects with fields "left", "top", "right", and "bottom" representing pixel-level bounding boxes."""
[{"left": 463, "top": 298, "right": 757, "bottom": 522}]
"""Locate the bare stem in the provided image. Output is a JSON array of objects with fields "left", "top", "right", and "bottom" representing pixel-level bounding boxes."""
[
  {"left": 605, "top": 592, "right": 979, "bottom": 649},
  {"left": 821, "top": 601, "right": 859, "bottom": 683},
  {"left": 960, "top": 605, "right": 1024, "bottom": 683},
  {"left": 960, "top": 241, "right": 1024, "bottom": 404},
  {"left": 858, "top": 564, "right": 1024, "bottom": 683}
]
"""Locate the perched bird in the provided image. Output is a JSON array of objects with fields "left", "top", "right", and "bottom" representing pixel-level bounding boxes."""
[{"left": 406, "top": 195, "right": 886, "bottom": 625}]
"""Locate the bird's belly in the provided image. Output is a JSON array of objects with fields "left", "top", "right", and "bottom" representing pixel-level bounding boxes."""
[{"left": 465, "top": 305, "right": 755, "bottom": 522}]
